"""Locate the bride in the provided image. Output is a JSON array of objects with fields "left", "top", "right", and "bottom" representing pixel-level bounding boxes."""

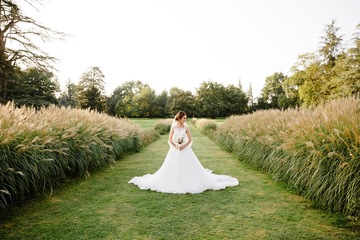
[{"left": 128, "top": 111, "right": 239, "bottom": 194}]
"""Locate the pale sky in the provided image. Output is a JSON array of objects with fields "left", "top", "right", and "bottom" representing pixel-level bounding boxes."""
[{"left": 28, "top": 0, "right": 360, "bottom": 97}]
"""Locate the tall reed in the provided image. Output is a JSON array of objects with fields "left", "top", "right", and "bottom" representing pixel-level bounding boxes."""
[
  {"left": 192, "top": 118, "right": 218, "bottom": 140},
  {"left": 154, "top": 119, "right": 173, "bottom": 135},
  {"left": 0, "top": 103, "right": 141, "bottom": 209},
  {"left": 217, "top": 97, "right": 360, "bottom": 218}
]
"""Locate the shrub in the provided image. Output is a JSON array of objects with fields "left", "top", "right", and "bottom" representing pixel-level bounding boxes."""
[
  {"left": 154, "top": 119, "right": 173, "bottom": 135},
  {"left": 139, "top": 128, "right": 160, "bottom": 147},
  {"left": 193, "top": 118, "right": 218, "bottom": 140},
  {"left": 217, "top": 97, "right": 360, "bottom": 218},
  {"left": 0, "top": 103, "right": 142, "bottom": 209}
]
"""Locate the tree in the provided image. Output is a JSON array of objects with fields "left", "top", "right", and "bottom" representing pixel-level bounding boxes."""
[
  {"left": 318, "top": 19, "right": 344, "bottom": 68},
  {"left": 260, "top": 72, "right": 288, "bottom": 109},
  {"left": 153, "top": 90, "right": 168, "bottom": 118},
  {"left": 223, "top": 84, "right": 248, "bottom": 115},
  {"left": 285, "top": 20, "right": 345, "bottom": 107},
  {"left": 246, "top": 83, "right": 254, "bottom": 111},
  {"left": 58, "top": 79, "right": 77, "bottom": 108},
  {"left": 77, "top": 66, "right": 107, "bottom": 112},
  {"left": 134, "top": 85, "right": 156, "bottom": 118},
  {"left": 10, "top": 67, "right": 59, "bottom": 108},
  {"left": 317, "top": 19, "right": 345, "bottom": 101},
  {"left": 167, "top": 87, "right": 196, "bottom": 117},
  {"left": 108, "top": 80, "right": 147, "bottom": 117},
  {"left": 285, "top": 53, "right": 318, "bottom": 106},
  {"left": 196, "top": 81, "right": 226, "bottom": 118},
  {"left": 0, "top": 0, "right": 64, "bottom": 102},
  {"left": 237, "top": 78, "right": 243, "bottom": 90},
  {"left": 330, "top": 23, "right": 360, "bottom": 98},
  {"left": 282, "top": 74, "right": 301, "bottom": 108}
]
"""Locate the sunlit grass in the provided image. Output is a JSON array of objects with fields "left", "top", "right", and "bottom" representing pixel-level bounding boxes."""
[{"left": 130, "top": 118, "right": 161, "bottom": 129}]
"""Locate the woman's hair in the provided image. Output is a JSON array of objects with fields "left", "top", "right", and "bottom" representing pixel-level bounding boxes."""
[{"left": 175, "top": 111, "right": 186, "bottom": 121}]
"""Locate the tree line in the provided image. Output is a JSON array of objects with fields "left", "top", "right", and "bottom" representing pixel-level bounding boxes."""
[
  {"left": 58, "top": 73, "right": 248, "bottom": 118},
  {"left": 1, "top": 1, "right": 359, "bottom": 117}
]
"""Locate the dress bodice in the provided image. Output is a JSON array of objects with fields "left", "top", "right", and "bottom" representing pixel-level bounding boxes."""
[
  {"left": 172, "top": 126, "right": 187, "bottom": 145},
  {"left": 173, "top": 126, "right": 187, "bottom": 138}
]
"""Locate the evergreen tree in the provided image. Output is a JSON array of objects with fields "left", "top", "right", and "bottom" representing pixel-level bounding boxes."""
[
  {"left": 77, "top": 66, "right": 107, "bottom": 112},
  {"left": 10, "top": 68, "right": 59, "bottom": 108},
  {"left": 246, "top": 83, "right": 255, "bottom": 112},
  {"left": 58, "top": 80, "right": 77, "bottom": 108}
]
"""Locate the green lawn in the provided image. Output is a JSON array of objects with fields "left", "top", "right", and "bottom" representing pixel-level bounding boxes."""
[
  {"left": 213, "top": 117, "right": 227, "bottom": 124},
  {"left": 0, "top": 124, "right": 358, "bottom": 239},
  {"left": 130, "top": 118, "right": 161, "bottom": 129}
]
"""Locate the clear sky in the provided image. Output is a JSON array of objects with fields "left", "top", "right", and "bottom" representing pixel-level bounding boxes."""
[{"left": 29, "top": 0, "right": 360, "bottom": 97}]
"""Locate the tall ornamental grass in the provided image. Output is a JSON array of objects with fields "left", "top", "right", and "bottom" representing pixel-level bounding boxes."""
[
  {"left": 192, "top": 118, "right": 218, "bottom": 140},
  {"left": 217, "top": 97, "right": 360, "bottom": 219},
  {"left": 0, "top": 103, "right": 141, "bottom": 209},
  {"left": 154, "top": 119, "right": 173, "bottom": 135}
]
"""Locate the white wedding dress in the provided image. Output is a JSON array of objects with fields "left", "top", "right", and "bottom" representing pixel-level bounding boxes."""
[{"left": 128, "top": 126, "right": 239, "bottom": 194}]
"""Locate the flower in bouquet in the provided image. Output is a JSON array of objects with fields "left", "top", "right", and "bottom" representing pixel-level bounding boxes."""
[{"left": 177, "top": 137, "right": 184, "bottom": 144}]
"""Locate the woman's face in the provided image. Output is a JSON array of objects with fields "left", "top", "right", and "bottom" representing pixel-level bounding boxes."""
[{"left": 180, "top": 115, "right": 187, "bottom": 124}]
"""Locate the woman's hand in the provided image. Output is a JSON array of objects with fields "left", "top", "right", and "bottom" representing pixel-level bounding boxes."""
[{"left": 178, "top": 143, "right": 187, "bottom": 151}]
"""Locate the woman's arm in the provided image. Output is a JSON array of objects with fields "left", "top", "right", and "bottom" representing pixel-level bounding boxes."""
[
  {"left": 179, "top": 126, "right": 192, "bottom": 151},
  {"left": 168, "top": 127, "right": 178, "bottom": 149}
]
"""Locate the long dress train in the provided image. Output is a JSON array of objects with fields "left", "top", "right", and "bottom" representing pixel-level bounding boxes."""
[{"left": 128, "top": 126, "right": 239, "bottom": 194}]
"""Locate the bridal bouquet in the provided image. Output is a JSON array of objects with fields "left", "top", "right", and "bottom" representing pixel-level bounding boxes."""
[{"left": 176, "top": 136, "right": 184, "bottom": 144}]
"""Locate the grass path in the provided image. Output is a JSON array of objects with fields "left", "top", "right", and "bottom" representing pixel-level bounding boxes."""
[{"left": 0, "top": 124, "right": 358, "bottom": 240}]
